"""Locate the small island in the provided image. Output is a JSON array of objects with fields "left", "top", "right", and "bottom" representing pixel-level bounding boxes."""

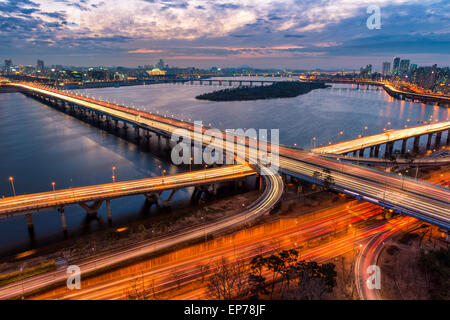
[{"left": 195, "top": 81, "right": 330, "bottom": 101}]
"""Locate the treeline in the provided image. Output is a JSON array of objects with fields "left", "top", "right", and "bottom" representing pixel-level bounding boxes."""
[
  {"left": 207, "top": 249, "right": 337, "bottom": 300},
  {"left": 196, "top": 81, "right": 330, "bottom": 101}
]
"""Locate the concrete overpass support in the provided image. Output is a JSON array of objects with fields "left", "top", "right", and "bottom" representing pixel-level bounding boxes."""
[
  {"left": 106, "top": 199, "right": 112, "bottom": 224},
  {"left": 144, "top": 193, "right": 161, "bottom": 208},
  {"left": 435, "top": 131, "right": 442, "bottom": 148},
  {"left": 426, "top": 133, "right": 433, "bottom": 150},
  {"left": 25, "top": 213, "right": 34, "bottom": 234},
  {"left": 358, "top": 148, "right": 364, "bottom": 157},
  {"left": 384, "top": 142, "right": 394, "bottom": 158},
  {"left": 374, "top": 145, "right": 380, "bottom": 157},
  {"left": 135, "top": 126, "right": 140, "bottom": 140},
  {"left": 79, "top": 200, "right": 104, "bottom": 217},
  {"left": 369, "top": 146, "right": 374, "bottom": 157},
  {"left": 447, "top": 129, "right": 450, "bottom": 145},
  {"left": 58, "top": 206, "right": 67, "bottom": 234},
  {"left": 413, "top": 136, "right": 420, "bottom": 153},
  {"left": 401, "top": 138, "right": 407, "bottom": 155}
]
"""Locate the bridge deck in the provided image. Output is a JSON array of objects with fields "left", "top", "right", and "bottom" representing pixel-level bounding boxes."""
[
  {"left": 0, "top": 164, "right": 254, "bottom": 217},
  {"left": 311, "top": 122, "right": 450, "bottom": 155}
]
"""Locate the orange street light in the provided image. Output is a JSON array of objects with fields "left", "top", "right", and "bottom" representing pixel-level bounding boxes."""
[
  {"left": 51, "top": 182, "right": 56, "bottom": 192},
  {"left": 112, "top": 166, "right": 116, "bottom": 183},
  {"left": 9, "top": 177, "right": 16, "bottom": 197}
]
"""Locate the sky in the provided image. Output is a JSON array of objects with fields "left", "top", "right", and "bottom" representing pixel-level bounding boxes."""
[{"left": 0, "top": 0, "right": 449, "bottom": 70}]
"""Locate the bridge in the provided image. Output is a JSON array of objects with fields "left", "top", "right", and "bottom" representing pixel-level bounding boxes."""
[
  {"left": 317, "top": 153, "right": 450, "bottom": 168},
  {"left": 311, "top": 122, "right": 450, "bottom": 158},
  {"left": 0, "top": 164, "right": 258, "bottom": 234},
  {"left": 6, "top": 83, "right": 450, "bottom": 229}
]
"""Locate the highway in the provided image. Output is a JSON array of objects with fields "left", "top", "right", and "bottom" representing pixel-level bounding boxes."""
[
  {"left": 31, "top": 201, "right": 387, "bottom": 300},
  {"left": 8, "top": 83, "right": 450, "bottom": 228},
  {"left": 0, "top": 165, "right": 283, "bottom": 300},
  {"left": 0, "top": 164, "right": 255, "bottom": 218},
  {"left": 355, "top": 216, "right": 415, "bottom": 300},
  {"left": 311, "top": 121, "right": 450, "bottom": 155}
]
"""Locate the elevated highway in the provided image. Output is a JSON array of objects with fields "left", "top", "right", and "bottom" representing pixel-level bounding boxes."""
[
  {"left": 312, "top": 122, "right": 450, "bottom": 157},
  {"left": 7, "top": 83, "right": 450, "bottom": 229},
  {"left": 0, "top": 164, "right": 256, "bottom": 232},
  {"left": 0, "top": 165, "right": 284, "bottom": 300}
]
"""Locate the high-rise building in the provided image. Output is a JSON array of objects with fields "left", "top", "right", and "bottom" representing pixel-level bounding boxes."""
[
  {"left": 156, "top": 59, "right": 165, "bottom": 70},
  {"left": 392, "top": 57, "right": 400, "bottom": 75},
  {"left": 37, "top": 59, "right": 45, "bottom": 72},
  {"left": 4, "top": 59, "right": 12, "bottom": 75},
  {"left": 399, "top": 59, "right": 410, "bottom": 75},
  {"left": 409, "top": 64, "right": 417, "bottom": 73},
  {"left": 382, "top": 62, "right": 391, "bottom": 76}
]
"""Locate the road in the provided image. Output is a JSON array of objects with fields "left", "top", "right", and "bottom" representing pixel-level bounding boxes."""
[
  {"left": 311, "top": 121, "right": 450, "bottom": 155},
  {"left": 354, "top": 174, "right": 449, "bottom": 300},
  {"left": 31, "top": 200, "right": 386, "bottom": 300},
  {"left": 0, "top": 164, "right": 255, "bottom": 218}
]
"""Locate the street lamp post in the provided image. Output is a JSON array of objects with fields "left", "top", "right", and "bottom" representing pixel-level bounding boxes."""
[
  {"left": 9, "top": 177, "right": 16, "bottom": 197},
  {"left": 51, "top": 182, "right": 56, "bottom": 192},
  {"left": 310, "top": 137, "right": 316, "bottom": 149},
  {"left": 337, "top": 131, "right": 343, "bottom": 143},
  {"left": 112, "top": 166, "right": 116, "bottom": 183},
  {"left": 361, "top": 126, "right": 368, "bottom": 137}
]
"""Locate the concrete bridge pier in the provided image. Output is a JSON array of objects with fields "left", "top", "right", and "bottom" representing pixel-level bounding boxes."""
[
  {"left": 134, "top": 126, "right": 141, "bottom": 140},
  {"left": 413, "top": 136, "right": 420, "bottom": 153},
  {"left": 369, "top": 146, "right": 375, "bottom": 157},
  {"left": 79, "top": 200, "right": 104, "bottom": 218},
  {"left": 374, "top": 145, "right": 381, "bottom": 157},
  {"left": 435, "top": 131, "right": 442, "bottom": 148},
  {"left": 144, "top": 193, "right": 161, "bottom": 209},
  {"left": 106, "top": 199, "right": 112, "bottom": 224},
  {"left": 123, "top": 122, "right": 129, "bottom": 131},
  {"left": 162, "top": 189, "right": 178, "bottom": 207},
  {"left": 58, "top": 206, "right": 67, "bottom": 234},
  {"left": 239, "top": 81, "right": 242, "bottom": 86},
  {"left": 401, "top": 138, "right": 407, "bottom": 155},
  {"left": 114, "top": 119, "right": 119, "bottom": 130},
  {"left": 352, "top": 151, "right": 357, "bottom": 157},
  {"left": 25, "top": 213, "right": 34, "bottom": 234},
  {"left": 384, "top": 142, "right": 394, "bottom": 158},
  {"left": 358, "top": 148, "right": 364, "bottom": 157},
  {"left": 447, "top": 129, "right": 450, "bottom": 145},
  {"left": 426, "top": 133, "right": 433, "bottom": 150}
]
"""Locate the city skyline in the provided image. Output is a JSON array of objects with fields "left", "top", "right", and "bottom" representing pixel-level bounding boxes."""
[{"left": 1, "top": 0, "right": 449, "bottom": 69}]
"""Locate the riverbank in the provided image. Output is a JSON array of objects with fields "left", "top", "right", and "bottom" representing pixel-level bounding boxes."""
[{"left": 196, "top": 81, "right": 330, "bottom": 101}]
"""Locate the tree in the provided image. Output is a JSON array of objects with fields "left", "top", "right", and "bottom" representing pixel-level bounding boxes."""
[{"left": 207, "top": 257, "right": 248, "bottom": 300}]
